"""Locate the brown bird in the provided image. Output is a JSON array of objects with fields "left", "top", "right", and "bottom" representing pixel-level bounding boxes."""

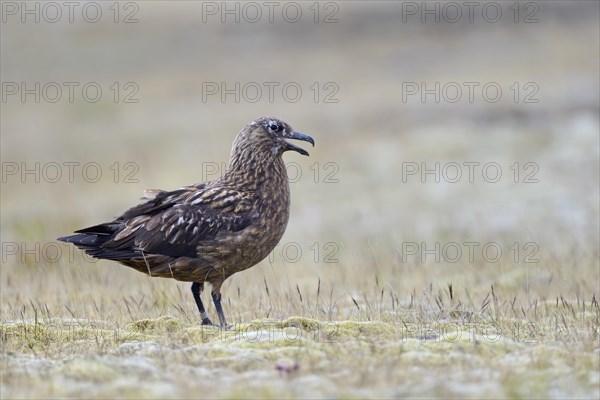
[{"left": 58, "top": 117, "right": 314, "bottom": 327}]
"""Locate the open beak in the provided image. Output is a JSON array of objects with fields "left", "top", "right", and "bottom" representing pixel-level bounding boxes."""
[{"left": 284, "top": 131, "right": 315, "bottom": 156}]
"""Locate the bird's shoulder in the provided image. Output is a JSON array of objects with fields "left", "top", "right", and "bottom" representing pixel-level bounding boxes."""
[{"left": 121, "top": 181, "right": 256, "bottom": 219}]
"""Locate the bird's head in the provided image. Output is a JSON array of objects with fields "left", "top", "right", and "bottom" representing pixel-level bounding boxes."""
[{"left": 232, "top": 117, "right": 315, "bottom": 158}]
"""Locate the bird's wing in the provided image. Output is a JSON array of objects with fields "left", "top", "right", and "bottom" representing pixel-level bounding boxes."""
[{"left": 72, "top": 185, "right": 254, "bottom": 259}]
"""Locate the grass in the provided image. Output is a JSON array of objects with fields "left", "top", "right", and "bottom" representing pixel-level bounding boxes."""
[{"left": 1, "top": 248, "right": 598, "bottom": 398}]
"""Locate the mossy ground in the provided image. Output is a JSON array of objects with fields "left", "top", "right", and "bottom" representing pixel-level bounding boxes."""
[{"left": 2, "top": 299, "right": 598, "bottom": 398}]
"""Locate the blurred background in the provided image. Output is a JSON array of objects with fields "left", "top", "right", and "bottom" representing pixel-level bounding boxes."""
[
  {"left": 1, "top": 1, "right": 598, "bottom": 320},
  {"left": 1, "top": 1, "right": 599, "bottom": 398}
]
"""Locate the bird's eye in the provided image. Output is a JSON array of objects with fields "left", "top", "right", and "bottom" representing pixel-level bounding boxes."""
[{"left": 269, "top": 123, "right": 280, "bottom": 132}]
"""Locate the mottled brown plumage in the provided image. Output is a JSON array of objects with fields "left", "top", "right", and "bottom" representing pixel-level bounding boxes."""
[{"left": 58, "top": 117, "right": 314, "bottom": 327}]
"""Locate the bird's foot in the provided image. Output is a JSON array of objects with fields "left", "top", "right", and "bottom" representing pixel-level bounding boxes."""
[{"left": 200, "top": 318, "right": 231, "bottom": 330}]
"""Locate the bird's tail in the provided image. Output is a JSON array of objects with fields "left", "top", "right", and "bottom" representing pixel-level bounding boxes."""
[
  {"left": 58, "top": 232, "right": 109, "bottom": 247},
  {"left": 58, "top": 222, "right": 127, "bottom": 260}
]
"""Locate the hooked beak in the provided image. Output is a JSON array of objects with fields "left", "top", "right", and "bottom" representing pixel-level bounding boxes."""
[{"left": 284, "top": 131, "right": 315, "bottom": 156}]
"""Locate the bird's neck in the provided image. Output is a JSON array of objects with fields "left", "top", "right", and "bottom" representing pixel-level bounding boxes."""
[{"left": 222, "top": 148, "right": 290, "bottom": 193}]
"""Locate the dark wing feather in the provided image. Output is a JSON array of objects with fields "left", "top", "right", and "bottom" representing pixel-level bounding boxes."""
[
  {"left": 60, "top": 185, "right": 253, "bottom": 261},
  {"left": 106, "top": 204, "right": 251, "bottom": 258}
]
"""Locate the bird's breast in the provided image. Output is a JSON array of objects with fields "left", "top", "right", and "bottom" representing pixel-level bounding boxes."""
[{"left": 196, "top": 181, "right": 291, "bottom": 272}]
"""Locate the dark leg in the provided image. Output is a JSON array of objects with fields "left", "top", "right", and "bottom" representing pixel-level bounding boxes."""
[
  {"left": 191, "top": 282, "right": 214, "bottom": 326},
  {"left": 211, "top": 290, "right": 228, "bottom": 328}
]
